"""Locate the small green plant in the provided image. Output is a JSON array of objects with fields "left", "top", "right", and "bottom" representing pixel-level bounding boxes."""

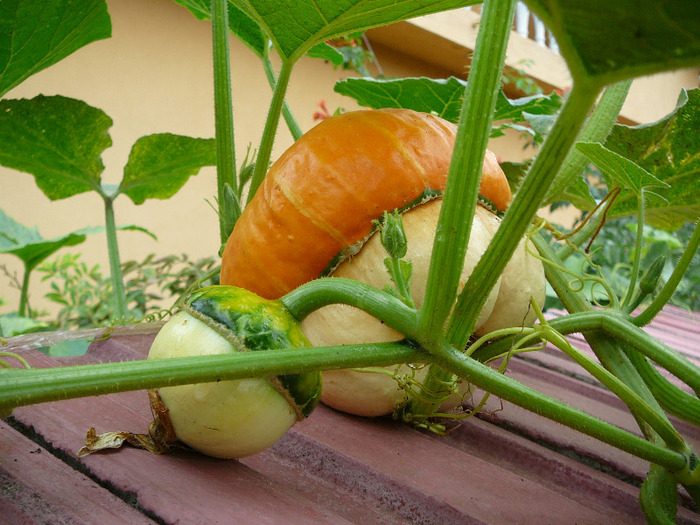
[
  {"left": 0, "top": 0, "right": 218, "bottom": 322},
  {"left": 36, "top": 252, "right": 219, "bottom": 331}
]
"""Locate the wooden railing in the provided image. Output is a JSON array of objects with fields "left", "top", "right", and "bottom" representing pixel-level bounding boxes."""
[{"left": 466, "top": 3, "right": 560, "bottom": 53}]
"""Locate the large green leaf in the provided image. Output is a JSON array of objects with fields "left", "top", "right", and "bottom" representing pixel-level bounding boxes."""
[
  {"left": 173, "top": 0, "right": 344, "bottom": 65},
  {"left": 523, "top": 0, "right": 700, "bottom": 86},
  {"left": 119, "top": 134, "right": 217, "bottom": 205},
  {"left": 601, "top": 88, "right": 700, "bottom": 230},
  {"left": 334, "top": 76, "right": 561, "bottom": 124},
  {"left": 0, "top": 0, "right": 111, "bottom": 97},
  {"left": 230, "top": 0, "right": 479, "bottom": 62},
  {"left": 0, "top": 95, "right": 112, "bottom": 200},
  {"left": 576, "top": 142, "right": 669, "bottom": 195},
  {"left": 0, "top": 208, "right": 86, "bottom": 271}
]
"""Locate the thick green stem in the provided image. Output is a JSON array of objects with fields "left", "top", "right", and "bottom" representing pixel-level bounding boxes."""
[
  {"left": 418, "top": 0, "right": 516, "bottom": 344},
  {"left": 411, "top": 85, "right": 600, "bottom": 419},
  {"left": 635, "top": 219, "right": 700, "bottom": 327},
  {"left": 544, "top": 79, "right": 632, "bottom": 204},
  {"left": 640, "top": 463, "right": 679, "bottom": 524},
  {"left": 431, "top": 339, "right": 690, "bottom": 475},
  {"left": 103, "top": 195, "right": 127, "bottom": 320},
  {"left": 263, "top": 44, "right": 302, "bottom": 141},
  {"left": 448, "top": 83, "right": 600, "bottom": 349},
  {"left": 282, "top": 277, "right": 419, "bottom": 339},
  {"left": 212, "top": 0, "right": 238, "bottom": 245},
  {"left": 247, "top": 59, "right": 294, "bottom": 203},
  {"left": 544, "top": 323, "right": 685, "bottom": 451},
  {"left": 623, "top": 192, "right": 646, "bottom": 308},
  {"left": 532, "top": 233, "right": 698, "bottom": 482},
  {"left": 627, "top": 349, "right": 700, "bottom": 425},
  {"left": 0, "top": 342, "right": 424, "bottom": 413}
]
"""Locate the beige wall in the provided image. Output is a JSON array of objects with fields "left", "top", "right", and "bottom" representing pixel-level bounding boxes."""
[
  {"left": 1, "top": 0, "right": 365, "bottom": 313},
  {"left": 1, "top": 0, "right": 697, "bottom": 315}
]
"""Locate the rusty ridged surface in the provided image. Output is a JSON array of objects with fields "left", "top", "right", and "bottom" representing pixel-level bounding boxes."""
[{"left": 2, "top": 306, "right": 699, "bottom": 524}]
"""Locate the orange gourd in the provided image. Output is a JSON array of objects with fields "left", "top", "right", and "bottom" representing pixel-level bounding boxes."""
[{"left": 220, "top": 108, "right": 511, "bottom": 299}]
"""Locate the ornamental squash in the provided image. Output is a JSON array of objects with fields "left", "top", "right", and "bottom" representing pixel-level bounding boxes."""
[
  {"left": 220, "top": 108, "right": 511, "bottom": 299},
  {"left": 220, "top": 108, "right": 544, "bottom": 418},
  {"left": 147, "top": 286, "right": 321, "bottom": 458}
]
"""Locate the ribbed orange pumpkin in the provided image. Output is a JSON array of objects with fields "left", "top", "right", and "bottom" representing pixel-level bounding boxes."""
[{"left": 220, "top": 108, "right": 511, "bottom": 299}]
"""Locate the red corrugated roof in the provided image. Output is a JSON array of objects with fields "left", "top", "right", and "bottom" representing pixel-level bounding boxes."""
[{"left": 3, "top": 306, "right": 699, "bottom": 523}]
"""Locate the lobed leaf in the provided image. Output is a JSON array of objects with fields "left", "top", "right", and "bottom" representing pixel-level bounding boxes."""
[
  {"left": 0, "top": 0, "right": 111, "bottom": 97},
  {"left": 576, "top": 142, "right": 669, "bottom": 195},
  {"left": 523, "top": 0, "right": 700, "bottom": 86},
  {"left": 335, "top": 76, "right": 562, "bottom": 124},
  {"left": 0, "top": 95, "right": 112, "bottom": 200},
  {"left": 119, "top": 133, "right": 217, "bottom": 205},
  {"left": 0, "top": 208, "right": 86, "bottom": 271},
  {"left": 230, "top": 0, "right": 479, "bottom": 62},
  {"left": 602, "top": 88, "right": 700, "bottom": 230}
]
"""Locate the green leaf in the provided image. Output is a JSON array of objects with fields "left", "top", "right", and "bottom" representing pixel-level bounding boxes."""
[
  {"left": 493, "top": 91, "right": 564, "bottom": 122},
  {"left": 0, "top": 0, "right": 111, "bottom": 97},
  {"left": 119, "top": 133, "right": 217, "bottom": 205},
  {"left": 172, "top": 0, "right": 267, "bottom": 56},
  {"left": 0, "top": 208, "right": 86, "bottom": 271},
  {"left": 0, "top": 312, "right": 47, "bottom": 337},
  {"left": 114, "top": 225, "right": 158, "bottom": 241},
  {"left": 173, "top": 0, "right": 346, "bottom": 66},
  {"left": 335, "top": 76, "right": 466, "bottom": 121},
  {"left": 44, "top": 339, "right": 91, "bottom": 357},
  {"left": 0, "top": 95, "right": 112, "bottom": 199},
  {"left": 576, "top": 142, "right": 669, "bottom": 195},
  {"left": 523, "top": 0, "right": 700, "bottom": 86},
  {"left": 306, "top": 42, "right": 344, "bottom": 67},
  {"left": 603, "top": 88, "right": 700, "bottom": 229},
  {"left": 231, "top": 0, "right": 479, "bottom": 62},
  {"left": 334, "top": 76, "right": 562, "bottom": 125}
]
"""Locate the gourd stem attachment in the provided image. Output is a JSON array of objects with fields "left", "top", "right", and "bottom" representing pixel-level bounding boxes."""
[
  {"left": 281, "top": 277, "right": 419, "bottom": 340},
  {"left": 211, "top": 0, "right": 238, "bottom": 245}
]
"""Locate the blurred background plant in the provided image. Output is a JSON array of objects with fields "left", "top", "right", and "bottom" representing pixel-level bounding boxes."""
[{"left": 1, "top": 251, "right": 218, "bottom": 341}]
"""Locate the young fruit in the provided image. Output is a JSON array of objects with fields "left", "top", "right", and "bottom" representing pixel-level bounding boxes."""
[{"left": 146, "top": 286, "right": 321, "bottom": 458}]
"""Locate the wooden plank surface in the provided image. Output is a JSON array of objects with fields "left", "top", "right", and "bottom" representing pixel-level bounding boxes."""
[
  {"left": 3, "top": 307, "right": 699, "bottom": 524},
  {"left": 0, "top": 420, "right": 156, "bottom": 524}
]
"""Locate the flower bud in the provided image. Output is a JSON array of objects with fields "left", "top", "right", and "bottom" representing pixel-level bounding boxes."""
[
  {"left": 379, "top": 210, "right": 408, "bottom": 259},
  {"left": 639, "top": 255, "right": 666, "bottom": 295}
]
